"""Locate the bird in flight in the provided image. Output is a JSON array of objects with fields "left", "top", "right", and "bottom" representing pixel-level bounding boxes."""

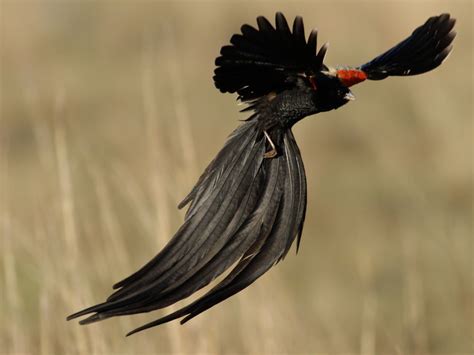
[{"left": 68, "top": 12, "right": 456, "bottom": 336}]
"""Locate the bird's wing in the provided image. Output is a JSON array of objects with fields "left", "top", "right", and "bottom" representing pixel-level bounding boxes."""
[
  {"left": 214, "top": 12, "right": 328, "bottom": 101},
  {"left": 67, "top": 120, "right": 307, "bottom": 335},
  {"left": 358, "top": 13, "right": 456, "bottom": 80}
]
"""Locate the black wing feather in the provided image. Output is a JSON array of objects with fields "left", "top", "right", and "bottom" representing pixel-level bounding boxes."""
[
  {"left": 292, "top": 16, "right": 306, "bottom": 45},
  {"left": 360, "top": 13, "right": 456, "bottom": 80},
  {"left": 214, "top": 12, "right": 327, "bottom": 101}
]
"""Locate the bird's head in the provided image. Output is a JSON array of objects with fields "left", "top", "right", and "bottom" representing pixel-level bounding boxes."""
[{"left": 308, "top": 59, "right": 368, "bottom": 112}]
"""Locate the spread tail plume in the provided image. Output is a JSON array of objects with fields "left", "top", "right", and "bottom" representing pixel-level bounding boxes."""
[{"left": 67, "top": 120, "right": 307, "bottom": 335}]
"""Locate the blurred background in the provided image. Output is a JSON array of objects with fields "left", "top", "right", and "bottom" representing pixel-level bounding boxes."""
[{"left": 1, "top": 1, "right": 472, "bottom": 354}]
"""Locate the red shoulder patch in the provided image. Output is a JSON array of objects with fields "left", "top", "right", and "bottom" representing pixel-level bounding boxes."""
[{"left": 336, "top": 69, "right": 367, "bottom": 87}]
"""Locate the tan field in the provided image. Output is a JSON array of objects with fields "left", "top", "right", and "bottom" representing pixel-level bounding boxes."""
[{"left": 1, "top": 1, "right": 472, "bottom": 354}]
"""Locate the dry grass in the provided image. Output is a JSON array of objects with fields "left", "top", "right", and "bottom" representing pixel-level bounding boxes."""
[{"left": 1, "top": 1, "right": 472, "bottom": 354}]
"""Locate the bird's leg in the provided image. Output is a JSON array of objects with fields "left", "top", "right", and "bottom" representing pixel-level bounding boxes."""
[{"left": 263, "top": 131, "right": 278, "bottom": 159}]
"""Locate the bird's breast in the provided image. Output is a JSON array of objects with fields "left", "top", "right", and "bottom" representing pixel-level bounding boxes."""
[{"left": 259, "top": 89, "right": 318, "bottom": 129}]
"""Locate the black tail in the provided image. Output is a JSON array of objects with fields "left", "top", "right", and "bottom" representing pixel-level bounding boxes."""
[
  {"left": 67, "top": 120, "right": 307, "bottom": 335},
  {"left": 360, "top": 13, "right": 456, "bottom": 80}
]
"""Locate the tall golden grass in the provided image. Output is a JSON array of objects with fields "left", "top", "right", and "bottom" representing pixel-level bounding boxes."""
[{"left": 1, "top": 1, "right": 472, "bottom": 354}]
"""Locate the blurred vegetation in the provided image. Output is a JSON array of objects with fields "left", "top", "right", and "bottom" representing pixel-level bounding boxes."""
[{"left": 0, "top": 1, "right": 472, "bottom": 354}]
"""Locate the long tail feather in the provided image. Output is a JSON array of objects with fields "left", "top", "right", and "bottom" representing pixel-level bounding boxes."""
[{"left": 67, "top": 121, "right": 308, "bottom": 336}]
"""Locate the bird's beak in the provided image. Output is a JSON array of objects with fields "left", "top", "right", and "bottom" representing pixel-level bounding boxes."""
[{"left": 344, "top": 91, "right": 356, "bottom": 101}]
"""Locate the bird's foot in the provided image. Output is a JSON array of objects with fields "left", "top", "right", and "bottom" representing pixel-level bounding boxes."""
[
  {"left": 263, "top": 131, "right": 278, "bottom": 159},
  {"left": 264, "top": 149, "right": 278, "bottom": 159}
]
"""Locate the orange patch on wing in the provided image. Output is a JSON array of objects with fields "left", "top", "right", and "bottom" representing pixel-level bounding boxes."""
[
  {"left": 308, "top": 76, "right": 317, "bottom": 90},
  {"left": 337, "top": 69, "right": 367, "bottom": 87}
]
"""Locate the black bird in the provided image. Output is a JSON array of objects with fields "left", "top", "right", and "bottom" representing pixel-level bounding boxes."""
[{"left": 68, "top": 12, "right": 456, "bottom": 335}]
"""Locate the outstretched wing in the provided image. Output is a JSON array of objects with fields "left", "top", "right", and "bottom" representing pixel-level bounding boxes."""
[
  {"left": 359, "top": 13, "right": 456, "bottom": 80},
  {"left": 67, "top": 120, "right": 307, "bottom": 335},
  {"left": 214, "top": 12, "right": 328, "bottom": 101}
]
